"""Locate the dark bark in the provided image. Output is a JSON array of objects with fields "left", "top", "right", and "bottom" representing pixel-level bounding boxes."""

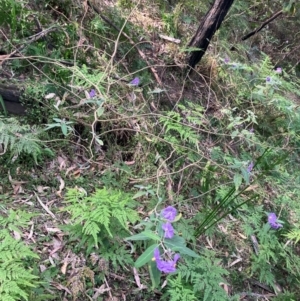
[
  {"left": 0, "top": 82, "right": 26, "bottom": 115},
  {"left": 188, "top": 0, "right": 235, "bottom": 69},
  {"left": 0, "top": 83, "right": 22, "bottom": 103}
]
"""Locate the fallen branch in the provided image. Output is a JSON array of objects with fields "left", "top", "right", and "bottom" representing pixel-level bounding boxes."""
[
  {"left": 241, "top": 10, "right": 283, "bottom": 41},
  {"left": 0, "top": 25, "right": 61, "bottom": 64}
]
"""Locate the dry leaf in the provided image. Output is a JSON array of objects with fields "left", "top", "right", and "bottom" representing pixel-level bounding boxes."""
[
  {"left": 56, "top": 177, "right": 65, "bottom": 197},
  {"left": 40, "top": 265, "right": 47, "bottom": 273},
  {"left": 45, "top": 93, "right": 56, "bottom": 99},
  {"left": 13, "top": 230, "right": 21, "bottom": 240}
]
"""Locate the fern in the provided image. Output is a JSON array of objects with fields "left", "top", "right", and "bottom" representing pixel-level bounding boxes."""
[
  {"left": 0, "top": 116, "right": 44, "bottom": 163},
  {"left": 177, "top": 250, "right": 231, "bottom": 301},
  {"left": 64, "top": 187, "right": 140, "bottom": 248},
  {"left": 0, "top": 209, "right": 36, "bottom": 234},
  {"left": 0, "top": 229, "right": 39, "bottom": 301},
  {"left": 284, "top": 228, "right": 300, "bottom": 244},
  {"left": 165, "top": 274, "right": 197, "bottom": 301}
]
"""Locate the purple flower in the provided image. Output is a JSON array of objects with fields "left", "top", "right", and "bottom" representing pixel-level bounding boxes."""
[
  {"left": 89, "top": 89, "right": 96, "bottom": 98},
  {"left": 266, "top": 76, "right": 271, "bottom": 82},
  {"left": 153, "top": 248, "right": 180, "bottom": 273},
  {"left": 275, "top": 67, "right": 282, "bottom": 74},
  {"left": 162, "top": 222, "right": 174, "bottom": 239},
  {"left": 247, "top": 161, "right": 254, "bottom": 173},
  {"left": 161, "top": 206, "right": 177, "bottom": 221},
  {"left": 224, "top": 57, "right": 230, "bottom": 64},
  {"left": 249, "top": 128, "right": 254, "bottom": 133},
  {"left": 129, "top": 77, "right": 140, "bottom": 86},
  {"left": 268, "top": 213, "right": 283, "bottom": 229}
]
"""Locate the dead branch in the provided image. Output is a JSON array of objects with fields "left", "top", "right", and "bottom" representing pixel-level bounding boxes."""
[{"left": 241, "top": 10, "right": 283, "bottom": 41}]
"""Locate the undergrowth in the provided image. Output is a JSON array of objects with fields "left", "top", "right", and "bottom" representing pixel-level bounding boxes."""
[{"left": 0, "top": 0, "right": 300, "bottom": 300}]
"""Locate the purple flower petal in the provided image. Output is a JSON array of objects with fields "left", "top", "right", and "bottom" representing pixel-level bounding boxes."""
[
  {"left": 275, "top": 67, "right": 282, "bottom": 74},
  {"left": 266, "top": 76, "right": 271, "bottom": 82},
  {"left": 89, "top": 89, "right": 96, "bottom": 98},
  {"left": 161, "top": 206, "right": 177, "bottom": 221},
  {"left": 153, "top": 248, "right": 180, "bottom": 273},
  {"left": 154, "top": 248, "right": 160, "bottom": 260},
  {"left": 247, "top": 161, "right": 254, "bottom": 173},
  {"left": 224, "top": 57, "right": 230, "bottom": 64},
  {"left": 162, "top": 222, "right": 174, "bottom": 239},
  {"left": 268, "top": 213, "right": 283, "bottom": 229},
  {"left": 129, "top": 77, "right": 140, "bottom": 86}
]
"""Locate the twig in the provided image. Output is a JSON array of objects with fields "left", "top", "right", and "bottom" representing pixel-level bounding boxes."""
[
  {"left": 34, "top": 192, "right": 56, "bottom": 219},
  {"left": 241, "top": 10, "right": 283, "bottom": 41},
  {"left": 159, "top": 34, "right": 181, "bottom": 44},
  {"left": 0, "top": 25, "right": 61, "bottom": 64},
  {"left": 239, "top": 292, "right": 275, "bottom": 299},
  {"left": 87, "top": 1, "right": 162, "bottom": 85},
  {"left": 104, "top": 276, "right": 113, "bottom": 299}
]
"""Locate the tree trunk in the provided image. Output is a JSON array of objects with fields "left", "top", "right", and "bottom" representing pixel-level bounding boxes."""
[
  {"left": 0, "top": 82, "right": 26, "bottom": 115},
  {"left": 188, "top": 0, "right": 235, "bottom": 68}
]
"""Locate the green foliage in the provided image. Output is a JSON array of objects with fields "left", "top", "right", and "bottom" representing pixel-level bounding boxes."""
[
  {"left": 0, "top": 209, "right": 36, "bottom": 234},
  {"left": 1, "top": 0, "right": 300, "bottom": 299},
  {"left": 0, "top": 116, "right": 45, "bottom": 163},
  {"left": 0, "top": 229, "right": 39, "bottom": 301},
  {"left": 284, "top": 228, "right": 300, "bottom": 244},
  {"left": 164, "top": 250, "right": 234, "bottom": 301},
  {"left": 165, "top": 274, "right": 197, "bottom": 301},
  {"left": 63, "top": 187, "right": 140, "bottom": 248}
]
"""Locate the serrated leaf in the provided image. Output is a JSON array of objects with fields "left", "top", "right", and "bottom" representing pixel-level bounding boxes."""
[
  {"left": 234, "top": 173, "right": 243, "bottom": 190},
  {"left": 241, "top": 168, "right": 250, "bottom": 185},
  {"left": 135, "top": 244, "right": 158, "bottom": 268}
]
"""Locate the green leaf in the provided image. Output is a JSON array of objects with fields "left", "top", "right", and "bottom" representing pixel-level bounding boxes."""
[
  {"left": 133, "top": 190, "right": 147, "bottom": 199},
  {"left": 96, "top": 107, "right": 104, "bottom": 117},
  {"left": 164, "top": 236, "right": 200, "bottom": 258},
  {"left": 95, "top": 137, "right": 104, "bottom": 146},
  {"left": 173, "top": 245, "right": 200, "bottom": 258},
  {"left": 164, "top": 235, "right": 186, "bottom": 248},
  {"left": 134, "top": 244, "right": 158, "bottom": 268},
  {"left": 241, "top": 168, "right": 250, "bottom": 185},
  {"left": 125, "top": 230, "right": 160, "bottom": 241},
  {"left": 0, "top": 95, "right": 7, "bottom": 116},
  {"left": 149, "top": 259, "right": 161, "bottom": 289},
  {"left": 61, "top": 123, "right": 67, "bottom": 136},
  {"left": 234, "top": 173, "right": 243, "bottom": 190},
  {"left": 173, "top": 213, "right": 182, "bottom": 222},
  {"left": 148, "top": 87, "right": 166, "bottom": 94}
]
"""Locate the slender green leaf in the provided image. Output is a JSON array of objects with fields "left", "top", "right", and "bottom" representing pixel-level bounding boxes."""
[
  {"left": 135, "top": 244, "right": 158, "bottom": 268},
  {"left": 149, "top": 260, "right": 161, "bottom": 289},
  {"left": 125, "top": 231, "right": 160, "bottom": 241}
]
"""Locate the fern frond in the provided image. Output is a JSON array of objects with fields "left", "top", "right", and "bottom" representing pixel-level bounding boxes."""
[
  {"left": 0, "top": 229, "right": 39, "bottom": 301},
  {"left": 64, "top": 187, "right": 140, "bottom": 248},
  {"left": 284, "top": 228, "right": 300, "bottom": 244},
  {"left": 0, "top": 116, "right": 43, "bottom": 162}
]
